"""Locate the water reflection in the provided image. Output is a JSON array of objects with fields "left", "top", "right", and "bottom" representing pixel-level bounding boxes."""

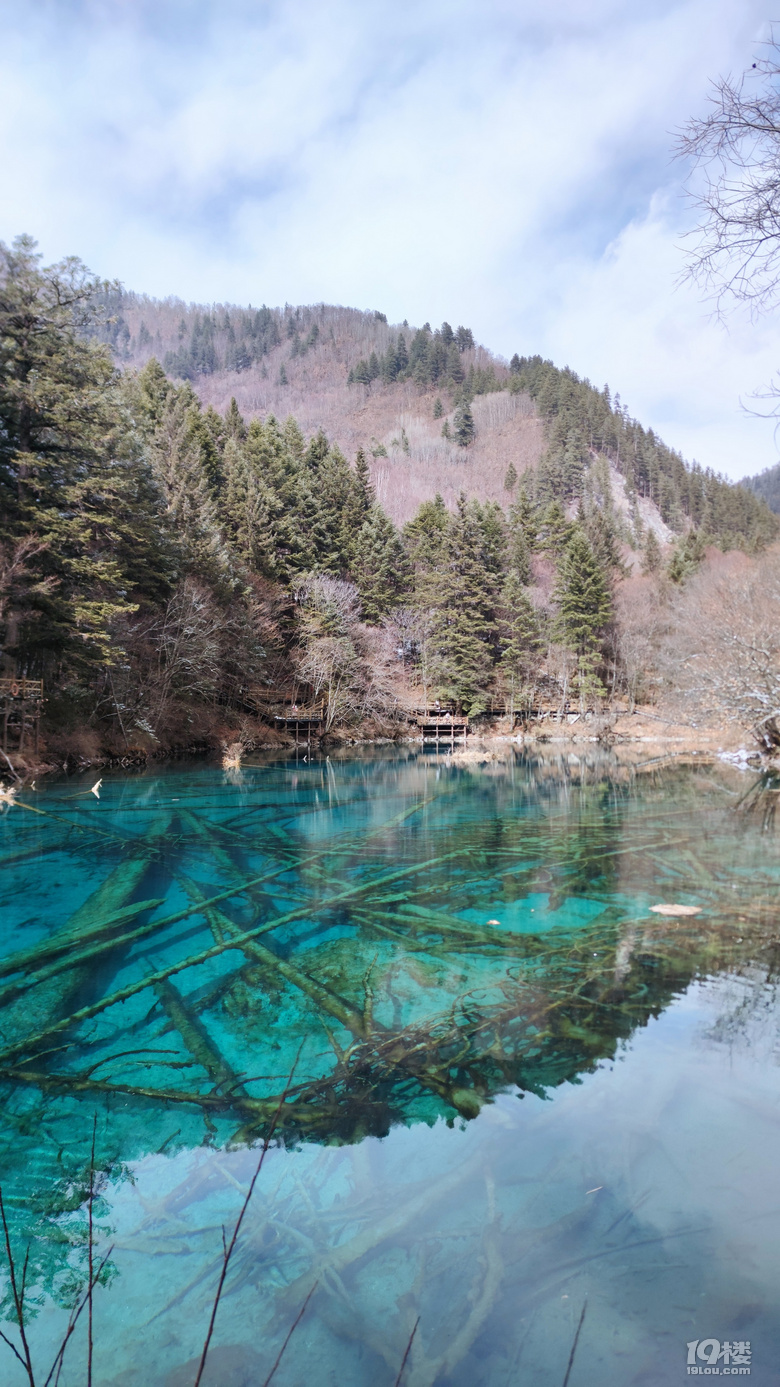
[{"left": 0, "top": 749, "right": 778, "bottom": 1384}]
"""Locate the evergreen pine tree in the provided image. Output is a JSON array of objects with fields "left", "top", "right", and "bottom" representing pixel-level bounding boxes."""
[
  {"left": 220, "top": 437, "right": 280, "bottom": 576},
  {"left": 553, "top": 529, "right": 612, "bottom": 655},
  {"left": 446, "top": 343, "right": 465, "bottom": 384},
  {"left": 538, "top": 500, "right": 575, "bottom": 557},
  {"left": 667, "top": 529, "right": 705, "bottom": 583},
  {"left": 311, "top": 445, "right": 356, "bottom": 573},
  {"left": 244, "top": 416, "right": 315, "bottom": 577},
  {"left": 151, "top": 392, "right": 232, "bottom": 593},
  {"left": 479, "top": 501, "right": 508, "bottom": 582},
  {"left": 509, "top": 487, "right": 538, "bottom": 547},
  {"left": 354, "top": 448, "right": 374, "bottom": 508},
  {"left": 177, "top": 395, "right": 222, "bottom": 492},
  {"left": 132, "top": 357, "right": 174, "bottom": 427},
  {"left": 562, "top": 430, "right": 588, "bottom": 499},
  {"left": 224, "top": 397, "right": 247, "bottom": 441},
  {"left": 404, "top": 495, "right": 449, "bottom": 572},
  {"left": 583, "top": 504, "right": 625, "bottom": 574},
  {"left": 499, "top": 571, "right": 543, "bottom": 716},
  {"left": 340, "top": 450, "right": 376, "bottom": 565},
  {"left": 433, "top": 397, "right": 444, "bottom": 419},
  {"left": 278, "top": 364, "right": 288, "bottom": 385},
  {"left": 352, "top": 506, "right": 408, "bottom": 621},
  {"left": 282, "top": 415, "right": 306, "bottom": 463},
  {"left": 203, "top": 404, "right": 227, "bottom": 456},
  {"left": 0, "top": 237, "right": 175, "bottom": 672},
  {"left": 429, "top": 494, "right": 499, "bottom": 710},
  {"left": 641, "top": 528, "right": 662, "bottom": 574},
  {"left": 305, "top": 429, "right": 330, "bottom": 474},
  {"left": 453, "top": 395, "right": 475, "bottom": 447},
  {"left": 504, "top": 461, "right": 518, "bottom": 491}
]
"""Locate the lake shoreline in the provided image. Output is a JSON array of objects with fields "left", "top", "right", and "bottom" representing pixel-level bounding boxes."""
[{"left": 2, "top": 704, "right": 774, "bottom": 784}]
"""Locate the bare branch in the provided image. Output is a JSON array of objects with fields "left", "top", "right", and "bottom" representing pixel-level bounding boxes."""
[{"left": 677, "top": 40, "right": 780, "bottom": 312}]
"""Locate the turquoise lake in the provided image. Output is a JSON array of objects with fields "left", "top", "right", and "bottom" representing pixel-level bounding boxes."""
[{"left": 0, "top": 748, "right": 778, "bottom": 1385}]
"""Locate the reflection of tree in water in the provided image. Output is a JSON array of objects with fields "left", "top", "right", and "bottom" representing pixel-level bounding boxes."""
[{"left": 0, "top": 751, "right": 777, "bottom": 1332}]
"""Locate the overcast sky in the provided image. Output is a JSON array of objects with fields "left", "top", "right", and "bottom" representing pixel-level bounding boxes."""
[{"left": 1, "top": 0, "right": 778, "bottom": 479}]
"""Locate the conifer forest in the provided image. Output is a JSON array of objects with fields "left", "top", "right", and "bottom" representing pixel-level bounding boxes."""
[{"left": 2, "top": 234, "right": 778, "bottom": 765}]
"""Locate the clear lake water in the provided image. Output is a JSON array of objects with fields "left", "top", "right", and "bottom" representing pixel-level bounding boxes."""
[{"left": 0, "top": 747, "right": 778, "bottom": 1386}]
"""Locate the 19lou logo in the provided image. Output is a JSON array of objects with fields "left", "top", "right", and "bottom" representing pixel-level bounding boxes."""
[{"left": 686, "top": 1340, "right": 752, "bottom": 1374}]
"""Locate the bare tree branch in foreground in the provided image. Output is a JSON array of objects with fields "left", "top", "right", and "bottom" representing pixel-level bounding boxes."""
[{"left": 677, "top": 38, "right": 780, "bottom": 314}]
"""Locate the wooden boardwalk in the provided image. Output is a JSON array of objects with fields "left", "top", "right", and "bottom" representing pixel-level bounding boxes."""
[
  {"left": 414, "top": 708, "right": 469, "bottom": 745},
  {"left": 273, "top": 712, "right": 324, "bottom": 745},
  {"left": 0, "top": 678, "right": 44, "bottom": 754}
]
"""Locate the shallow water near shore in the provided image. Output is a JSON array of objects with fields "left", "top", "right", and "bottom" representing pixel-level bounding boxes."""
[{"left": 0, "top": 747, "right": 778, "bottom": 1385}]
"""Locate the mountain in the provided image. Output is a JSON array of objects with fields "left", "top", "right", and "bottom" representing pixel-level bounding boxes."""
[
  {"left": 3, "top": 237, "right": 777, "bottom": 769},
  {"left": 93, "top": 290, "right": 774, "bottom": 548},
  {"left": 742, "top": 460, "right": 780, "bottom": 515}
]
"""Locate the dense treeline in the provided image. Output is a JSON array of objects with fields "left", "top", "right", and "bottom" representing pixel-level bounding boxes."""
[
  {"left": 1, "top": 237, "right": 777, "bottom": 759},
  {"left": 346, "top": 320, "right": 504, "bottom": 395},
  {"left": 742, "top": 460, "right": 780, "bottom": 515},
  {"left": 508, "top": 355, "right": 775, "bottom": 549},
  {"left": 90, "top": 289, "right": 326, "bottom": 380}
]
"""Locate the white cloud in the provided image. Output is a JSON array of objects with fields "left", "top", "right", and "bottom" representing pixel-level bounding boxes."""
[{"left": 0, "top": 0, "right": 777, "bottom": 477}]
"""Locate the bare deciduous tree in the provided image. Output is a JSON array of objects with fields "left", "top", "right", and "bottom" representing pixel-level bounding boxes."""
[
  {"left": 294, "top": 574, "right": 400, "bottom": 731},
  {"left": 678, "top": 41, "right": 780, "bottom": 313},
  {"left": 294, "top": 574, "right": 367, "bottom": 731},
  {"left": 667, "top": 547, "right": 780, "bottom": 750},
  {"left": 613, "top": 576, "right": 670, "bottom": 712}
]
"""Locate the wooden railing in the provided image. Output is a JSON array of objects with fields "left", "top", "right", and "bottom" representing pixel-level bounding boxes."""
[{"left": 0, "top": 678, "right": 44, "bottom": 701}]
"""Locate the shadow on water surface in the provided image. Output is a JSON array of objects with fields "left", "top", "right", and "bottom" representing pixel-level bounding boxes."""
[{"left": 0, "top": 749, "right": 779, "bottom": 1384}]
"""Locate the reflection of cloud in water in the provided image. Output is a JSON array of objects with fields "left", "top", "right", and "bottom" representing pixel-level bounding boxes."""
[{"left": 71, "top": 977, "right": 780, "bottom": 1385}]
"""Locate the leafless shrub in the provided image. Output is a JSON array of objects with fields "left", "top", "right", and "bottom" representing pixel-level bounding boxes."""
[
  {"left": 612, "top": 575, "right": 671, "bottom": 710},
  {"left": 294, "top": 574, "right": 399, "bottom": 731},
  {"left": 665, "top": 545, "right": 780, "bottom": 749}
]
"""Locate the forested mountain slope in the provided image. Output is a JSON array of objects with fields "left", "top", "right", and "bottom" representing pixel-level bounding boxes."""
[
  {"left": 1, "top": 236, "right": 778, "bottom": 766},
  {"left": 94, "top": 290, "right": 773, "bottom": 548},
  {"left": 742, "top": 460, "right": 780, "bottom": 515}
]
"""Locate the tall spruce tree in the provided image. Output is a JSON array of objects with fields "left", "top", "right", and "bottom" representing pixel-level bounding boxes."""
[
  {"left": 404, "top": 494, "right": 450, "bottom": 586},
  {"left": 221, "top": 436, "right": 280, "bottom": 577},
  {"left": 668, "top": 529, "right": 705, "bottom": 583},
  {"left": 538, "top": 499, "right": 575, "bottom": 558},
  {"left": 151, "top": 391, "right": 231, "bottom": 593},
  {"left": 430, "top": 494, "right": 499, "bottom": 710},
  {"left": 341, "top": 449, "right": 375, "bottom": 564},
  {"left": 499, "top": 571, "right": 543, "bottom": 716},
  {"left": 642, "top": 528, "right": 662, "bottom": 574},
  {"left": 553, "top": 529, "right": 612, "bottom": 655},
  {"left": 0, "top": 237, "right": 174, "bottom": 674},
  {"left": 224, "top": 396, "right": 247, "bottom": 441},
  {"left": 352, "top": 506, "right": 408, "bottom": 622},
  {"left": 453, "top": 394, "right": 475, "bottom": 447}
]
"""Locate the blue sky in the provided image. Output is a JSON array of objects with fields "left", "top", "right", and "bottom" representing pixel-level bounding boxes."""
[{"left": 1, "top": 0, "right": 778, "bottom": 479}]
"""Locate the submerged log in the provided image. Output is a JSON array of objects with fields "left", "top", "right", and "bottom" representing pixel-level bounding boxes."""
[
  {"left": 0, "top": 850, "right": 469, "bottom": 1066},
  {"left": 0, "top": 832, "right": 170, "bottom": 1054},
  {"left": 177, "top": 873, "right": 370, "bottom": 1040},
  {"left": 154, "top": 975, "right": 243, "bottom": 1091}
]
